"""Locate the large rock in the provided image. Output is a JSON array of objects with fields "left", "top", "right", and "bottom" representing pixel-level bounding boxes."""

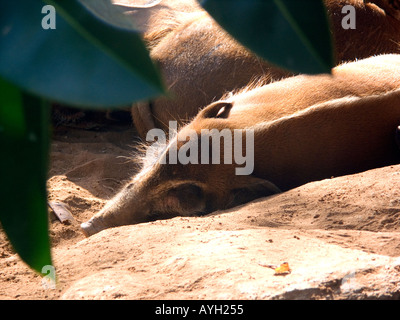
[
  {"left": 59, "top": 224, "right": 400, "bottom": 300},
  {"left": 56, "top": 164, "right": 400, "bottom": 300}
]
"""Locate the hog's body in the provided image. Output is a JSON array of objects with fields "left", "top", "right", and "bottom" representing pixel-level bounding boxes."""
[
  {"left": 82, "top": 54, "right": 400, "bottom": 236},
  {"left": 125, "top": 0, "right": 400, "bottom": 139}
]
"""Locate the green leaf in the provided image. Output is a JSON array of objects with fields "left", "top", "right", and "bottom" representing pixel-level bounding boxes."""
[
  {"left": 201, "top": 0, "right": 334, "bottom": 74},
  {"left": 0, "top": 0, "right": 163, "bottom": 108},
  {"left": 0, "top": 78, "right": 52, "bottom": 274},
  {"left": 44, "top": 0, "right": 164, "bottom": 93}
]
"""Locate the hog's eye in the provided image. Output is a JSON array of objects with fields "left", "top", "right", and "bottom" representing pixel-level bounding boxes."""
[
  {"left": 167, "top": 183, "right": 205, "bottom": 213},
  {"left": 171, "top": 183, "right": 203, "bottom": 200}
]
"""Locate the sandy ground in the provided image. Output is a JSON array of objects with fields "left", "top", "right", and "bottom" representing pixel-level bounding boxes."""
[{"left": 1, "top": 114, "right": 400, "bottom": 300}]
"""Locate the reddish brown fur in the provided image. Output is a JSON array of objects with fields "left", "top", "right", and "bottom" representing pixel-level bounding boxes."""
[
  {"left": 182, "top": 54, "right": 400, "bottom": 190},
  {"left": 326, "top": 0, "right": 400, "bottom": 62},
  {"left": 82, "top": 54, "right": 400, "bottom": 236},
  {"left": 364, "top": 0, "right": 400, "bottom": 21}
]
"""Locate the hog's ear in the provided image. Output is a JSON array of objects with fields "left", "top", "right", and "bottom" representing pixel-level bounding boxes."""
[
  {"left": 228, "top": 175, "right": 281, "bottom": 208},
  {"left": 199, "top": 101, "right": 233, "bottom": 119}
]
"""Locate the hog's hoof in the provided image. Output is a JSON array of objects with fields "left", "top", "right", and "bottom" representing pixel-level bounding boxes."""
[{"left": 396, "top": 125, "right": 400, "bottom": 150}]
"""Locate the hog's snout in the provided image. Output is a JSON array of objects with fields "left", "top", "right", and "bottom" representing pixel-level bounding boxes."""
[{"left": 80, "top": 180, "right": 152, "bottom": 237}]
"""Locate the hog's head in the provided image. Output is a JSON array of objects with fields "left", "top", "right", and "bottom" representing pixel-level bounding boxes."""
[{"left": 81, "top": 101, "right": 280, "bottom": 236}]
